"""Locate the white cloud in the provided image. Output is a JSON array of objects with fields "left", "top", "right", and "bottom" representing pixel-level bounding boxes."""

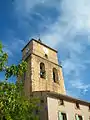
[
  {"left": 13, "top": 0, "right": 90, "bottom": 98},
  {"left": 70, "top": 80, "right": 90, "bottom": 92},
  {"left": 69, "top": 80, "right": 90, "bottom": 96},
  {"left": 41, "top": 0, "right": 90, "bottom": 97},
  {"left": 14, "top": 0, "right": 60, "bottom": 18},
  {"left": 61, "top": 0, "right": 90, "bottom": 31}
]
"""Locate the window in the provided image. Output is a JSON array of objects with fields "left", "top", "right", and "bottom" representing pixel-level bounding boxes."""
[
  {"left": 58, "top": 112, "right": 67, "bottom": 120},
  {"left": 53, "top": 68, "right": 58, "bottom": 83},
  {"left": 89, "top": 116, "right": 90, "bottom": 120},
  {"left": 75, "top": 114, "right": 83, "bottom": 120},
  {"left": 41, "top": 99, "right": 44, "bottom": 103},
  {"left": 40, "top": 63, "right": 46, "bottom": 79},
  {"left": 89, "top": 105, "right": 90, "bottom": 111},
  {"left": 78, "top": 115, "right": 83, "bottom": 120},
  {"left": 58, "top": 99, "right": 64, "bottom": 106},
  {"left": 26, "top": 47, "right": 29, "bottom": 54},
  {"left": 75, "top": 103, "right": 80, "bottom": 109}
]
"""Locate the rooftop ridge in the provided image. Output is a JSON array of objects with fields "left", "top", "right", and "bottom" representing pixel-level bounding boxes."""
[
  {"left": 32, "top": 91, "right": 90, "bottom": 106},
  {"left": 21, "top": 38, "right": 57, "bottom": 53}
]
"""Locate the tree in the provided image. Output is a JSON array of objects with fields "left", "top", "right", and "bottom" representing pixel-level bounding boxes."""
[
  {"left": 0, "top": 42, "right": 27, "bottom": 80},
  {"left": 0, "top": 42, "right": 40, "bottom": 120}
]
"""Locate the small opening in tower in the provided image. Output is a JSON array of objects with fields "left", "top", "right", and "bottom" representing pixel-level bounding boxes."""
[
  {"left": 40, "top": 62, "right": 46, "bottom": 79},
  {"left": 45, "top": 54, "right": 48, "bottom": 59},
  {"left": 53, "top": 68, "right": 58, "bottom": 83}
]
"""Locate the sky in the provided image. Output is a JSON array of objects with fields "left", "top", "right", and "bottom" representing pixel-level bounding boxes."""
[{"left": 0, "top": 0, "right": 90, "bottom": 101}]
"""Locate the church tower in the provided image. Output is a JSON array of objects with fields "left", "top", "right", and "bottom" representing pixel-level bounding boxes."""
[{"left": 22, "top": 39, "right": 66, "bottom": 96}]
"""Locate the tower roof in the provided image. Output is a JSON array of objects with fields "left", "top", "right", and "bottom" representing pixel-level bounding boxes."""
[{"left": 21, "top": 38, "right": 57, "bottom": 53}]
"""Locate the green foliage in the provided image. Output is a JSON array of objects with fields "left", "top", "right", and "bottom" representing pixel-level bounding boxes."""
[
  {"left": 0, "top": 82, "right": 40, "bottom": 120},
  {"left": 0, "top": 42, "right": 8, "bottom": 72},
  {"left": 5, "top": 61, "right": 27, "bottom": 80},
  {"left": 0, "top": 42, "right": 27, "bottom": 80},
  {"left": 0, "top": 42, "right": 40, "bottom": 120}
]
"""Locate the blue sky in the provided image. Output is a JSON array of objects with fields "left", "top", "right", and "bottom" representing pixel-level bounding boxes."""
[{"left": 0, "top": 0, "right": 90, "bottom": 101}]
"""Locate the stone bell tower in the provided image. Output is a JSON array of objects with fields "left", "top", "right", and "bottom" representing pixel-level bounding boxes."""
[{"left": 22, "top": 38, "right": 66, "bottom": 96}]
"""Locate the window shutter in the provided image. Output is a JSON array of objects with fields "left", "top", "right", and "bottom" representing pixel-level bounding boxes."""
[
  {"left": 82, "top": 116, "right": 84, "bottom": 120},
  {"left": 58, "top": 112, "right": 63, "bottom": 120},
  {"left": 76, "top": 115, "right": 79, "bottom": 120}
]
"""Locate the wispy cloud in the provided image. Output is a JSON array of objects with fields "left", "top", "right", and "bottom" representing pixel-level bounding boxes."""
[
  {"left": 14, "top": 0, "right": 60, "bottom": 16},
  {"left": 70, "top": 80, "right": 90, "bottom": 94},
  {"left": 12, "top": 0, "right": 90, "bottom": 99},
  {"left": 66, "top": 78, "right": 90, "bottom": 99},
  {"left": 40, "top": 0, "right": 90, "bottom": 98}
]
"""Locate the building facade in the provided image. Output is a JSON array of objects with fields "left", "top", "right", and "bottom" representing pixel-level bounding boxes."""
[
  {"left": 22, "top": 39, "right": 90, "bottom": 120},
  {"left": 33, "top": 91, "right": 90, "bottom": 120}
]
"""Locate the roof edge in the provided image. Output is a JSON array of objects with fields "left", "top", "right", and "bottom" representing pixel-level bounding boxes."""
[
  {"left": 32, "top": 91, "right": 90, "bottom": 106},
  {"left": 21, "top": 38, "right": 58, "bottom": 53}
]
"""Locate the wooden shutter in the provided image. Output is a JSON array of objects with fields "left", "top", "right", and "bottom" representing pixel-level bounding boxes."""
[
  {"left": 76, "top": 115, "right": 79, "bottom": 120},
  {"left": 82, "top": 116, "right": 84, "bottom": 120},
  {"left": 58, "top": 112, "right": 63, "bottom": 120}
]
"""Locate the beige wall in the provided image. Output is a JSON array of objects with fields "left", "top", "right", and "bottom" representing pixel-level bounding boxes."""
[
  {"left": 32, "top": 40, "right": 58, "bottom": 64},
  {"left": 22, "top": 40, "right": 66, "bottom": 95},
  {"left": 22, "top": 41, "right": 33, "bottom": 58},
  {"left": 24, "top": 57, "right": 32, "bottom": 96},
  {"left": 31, "top": 53, "right": 65, "bottom": 94},
  {"left": 22, "top": 40, "right": 90, "bottom": 120},
  {"left": 47, "top": 96, "right": 90, "bottom": 120},
  {"left": 33, "top": 92, "right": 48, "bottom": 120}
]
